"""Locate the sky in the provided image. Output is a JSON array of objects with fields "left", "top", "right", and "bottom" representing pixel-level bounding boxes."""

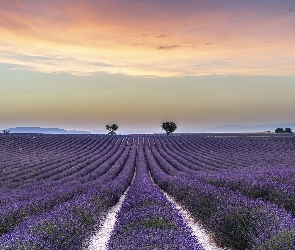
[{"left": 1, "top": 0, "right": 295, "bottom": 133}]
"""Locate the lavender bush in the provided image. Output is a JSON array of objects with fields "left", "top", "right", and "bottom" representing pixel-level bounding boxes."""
[
  {"left": 1, "top": 133, "right": 295, "bottom": 249},
  {"left": 145, "top": 135, "right": 295, "bottom": 249},
  {"left": 108, "top": 142, "right": 203, "bottom": 249}
]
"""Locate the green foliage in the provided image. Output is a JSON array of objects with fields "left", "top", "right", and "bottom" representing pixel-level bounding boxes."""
[
  {"left": 0, "top": 216, "right": 21, "bottom": 235},
  {"left": 284, "top": 128, "right": 292, "bottom": 133},
  {"left": 137, "top": 201, "right": 160, "bottom": 208},
  {"left": 123, "top": 218, "right": 176, "bottom": 233},
  {"left": 106, "top": 124, "right": 119, "bottom": 134},
  {"left": 73, "top": 208, "right": 95, "bottom": 227},
  {"left": 275, "top": 128, "right": 293, "bottom": 133},
  {"left": 256, "top": 230, "right": 295, "bottom": 250},
  {"left": 161, "top": 122, "right": 177, "bottom": 135},
  {"left": 212, "top": 207, "right": 252, "bottom": 250},
  {"left": 37, "top": 222, "right": 57, "bottom": 238},
  {"left": 275, "top": 128, "right": 284, "bottom": 133}
]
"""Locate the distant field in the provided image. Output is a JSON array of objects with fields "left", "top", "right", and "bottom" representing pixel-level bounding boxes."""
[{"left": 1, "top": 133, "right": 295, "bottom": 249}]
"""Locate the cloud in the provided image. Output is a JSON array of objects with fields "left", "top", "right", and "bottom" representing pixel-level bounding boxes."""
[
  {"left": 155, "top": 34, "right": 169, "bottom": 38},
  {"left": 0, "top": 1, "right": 295, "bottom": 77},
  {"left": 157, "top": 45, "right": 180, "bottom": 50},
  {"left": 289, "top": 8, "right": 295, "bottom": 13}
]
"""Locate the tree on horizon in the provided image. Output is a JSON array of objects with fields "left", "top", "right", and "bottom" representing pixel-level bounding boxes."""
[
  {"left": 275, "top": 128, "right": 293, "bottom": 133},
  {"left": 161, "top": 122, "right": 177, "bottom": 135},
  {"left": 284, "top": 128, "right": 292, "bottom": 133},
  {"left": 275, "top": 128, "right": 284, "bottom": 133},
  {"left": 106, "top": 124, "right": 119, "bottom": 135}
]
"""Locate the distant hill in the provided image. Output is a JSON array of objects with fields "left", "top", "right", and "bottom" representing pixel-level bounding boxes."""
[
  {"left": 204, "top": 123, "right": 295, "bottom": 133},
  {"left": 4, "top": 127, "right": 91, "bottom": 134}
]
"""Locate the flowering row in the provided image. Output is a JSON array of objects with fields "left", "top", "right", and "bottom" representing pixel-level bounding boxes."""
[
  {"left": 0, "top": 135, "right": 136, "bottom": 249},
  {"left": 156, "top": 134, "right": 295, "bottom": 171},
  {"left": 144, "top": 135, "right": 295, "bottom": 249},
  {"left": 198, "top": 165, "right": 295, "bottom": 217},
  {"left": 0, "top": 135, "right": 121, "bottom": 186},
  {"left": 0, "top": 148, "right": 135, "bottom": 249},
  {"left": 1, "top": 133, "right": 295, "bottom": 249},
  {"left": 108, "top": 142, "right": 203, "bottom": 249}
]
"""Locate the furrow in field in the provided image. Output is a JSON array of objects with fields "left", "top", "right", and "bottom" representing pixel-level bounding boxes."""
[
  {"left": 163, "top": 191, "right": 228, "bottom": 250},
  {"left": 85, "top": 187, "right": 130, "bottom": 250},
  {"left": 148, "top": 166, "right": 226, "bottom": 250}
]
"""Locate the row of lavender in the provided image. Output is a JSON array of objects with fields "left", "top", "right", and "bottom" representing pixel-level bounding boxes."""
[
  {"left": 152, "top": 134, "right": 295, "bottom": 172},
  {"left": 0, "top": 137, "right": 130, "bottom": 238},
  {"left": 144, "top": 134, "right": 295, "bottom": 249},
  {"left": 149, "top": 134, "right": 295, "bottom": 216},
  {"left": 1, "top": 133, "right": 295, "bottom": 249},
  {"left": 0, "top": 135, "right": 130, "bottom": 186},
  {"left": 0, "top": 134, "right": 136, "bottom": 249},
  {"left": 108, "top": 142, "right": 203, "bottom": 249},
  {"left": 0, "top": 135, "right": 134, "bottom": 205}
]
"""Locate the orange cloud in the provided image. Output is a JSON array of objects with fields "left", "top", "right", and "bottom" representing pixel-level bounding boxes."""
[{"left": 0, "top": 0, "right": 295, "bottom": 77}]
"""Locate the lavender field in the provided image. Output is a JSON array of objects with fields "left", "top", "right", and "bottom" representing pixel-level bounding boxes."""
[{"left": 1, "top": 133, "right": 295, "bottom": 249}]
